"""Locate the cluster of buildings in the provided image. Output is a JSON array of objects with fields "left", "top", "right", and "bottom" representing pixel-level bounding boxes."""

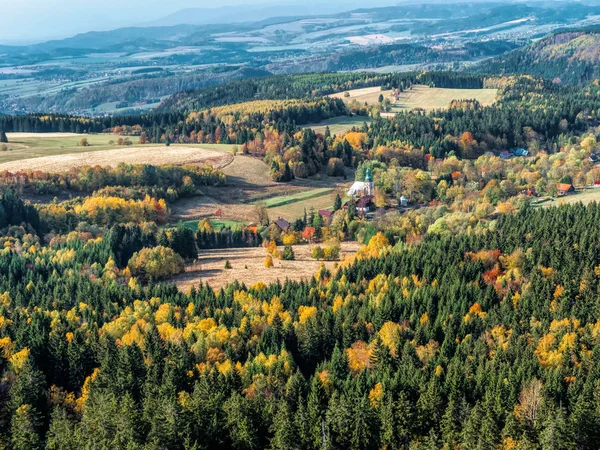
[
  {"left": 499, "top": 148, "right": 529, "bottom": 160},
  {"left": 346, "top": 168, "right": 376, "bottom": 214}
]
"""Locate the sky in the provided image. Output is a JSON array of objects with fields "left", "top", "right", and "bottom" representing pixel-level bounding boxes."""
[
  {"left": 1, "top": 0, "right": 419, "bottom": 44},
  {"left": 0, "top": 0, "right": 275, "bottom": 43}
]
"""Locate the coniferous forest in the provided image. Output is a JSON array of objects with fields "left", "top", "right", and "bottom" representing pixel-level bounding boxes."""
[{"left": 2, "top": 194, "right": 600, "bottom": 449}]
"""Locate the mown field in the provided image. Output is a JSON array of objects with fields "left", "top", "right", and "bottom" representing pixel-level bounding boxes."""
[
  {"left": 261, "top": 188, "right": 334, "bottom": 208},
  {"left": 330, "top": 84, "right": 498, "bottom": 112},
  {"left": 174, "top": 219, "right": 248, "bottom": 230},
  {"left": 1, "top": 132, "right": 234, "bottom": 166},
  {"left": 267, "top": 189, "right": 343, "bottom": 220},
  {"left": 172, "top": 241, "right": 361, "bottom": 291},
  {"left": 176, "top": 155, "right": 350, "bottom": 223}
]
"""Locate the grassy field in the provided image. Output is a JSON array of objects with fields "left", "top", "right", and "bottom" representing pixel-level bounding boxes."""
[
  {"left": 1, "top": 133, "right": 118, "bottom": 164},
  {"left": 268, "top": 190, "right": 341, "bottom": 220},
  {"left": 173, "top": 219, "right": 247, "bottom": 230},
  {"left": 330, "top": 84, "right": 498, "bottom": 112},
  {"left": 172, "top": 241, "right": 361, "bottom": 291},
  {"left": 305, "top": 115, "right": 370, "bottom": 135},
  {"left": 0, "top": 145, "right": 233, "bottom": 172},
  {"left": 541, "top": 189, "right": 600, "bottom": 207},
  {"left": 260, "top": 188, "right": 334, "bottom": 208},
  {"left": 0, "top": 133, "right": 234, "bottom": 168},
  {"left": 192, "top": 143, "right": 236, "bottom": 153}
]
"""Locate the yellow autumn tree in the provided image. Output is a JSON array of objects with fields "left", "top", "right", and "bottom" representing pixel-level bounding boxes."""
[
  {"left": 128, "top": 246, "right": 185, "bottom": 280},
  {"left": 264, "top": 254, "right": 274, "bottom": 268},
  {"left": 379, "top": 321, "right": 402, "bottom": 356}
]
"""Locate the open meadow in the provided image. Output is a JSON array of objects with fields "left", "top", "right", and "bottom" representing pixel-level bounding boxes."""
[
  {"left": 3, "top": 133, "right": 349, "bottom": 225},
  {"left": 172, "top": 241, "right": 361, "bottom": 291},
  {"left": 1, "top": 132, "right": 235, "bottom": 167},
  {"left": 0, "top": 145, "right": 234, "bottom": 172},
  {"left": 540, "top": 189, "right": 600, "bottom": 207},
  {"left": 171, "top": 163, "right": 347, "bottom": 224},
  {"left": 330, "top": 84, "right": 498, "bottom": 112},
  {"left": 304, "top": 115, "right": 370, "bottom": 135}
]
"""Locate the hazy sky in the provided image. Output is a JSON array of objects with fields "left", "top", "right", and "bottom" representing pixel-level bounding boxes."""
[{"left": 0, "top": 0, "right": 280, "bottom": 43}]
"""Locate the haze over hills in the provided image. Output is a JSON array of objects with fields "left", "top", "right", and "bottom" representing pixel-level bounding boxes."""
[
  {"left": 2, "top": 1, "right": 600, "bottom": 115},
  {"left": 146, "top": 1, "right": 399, "bottom": 27}
]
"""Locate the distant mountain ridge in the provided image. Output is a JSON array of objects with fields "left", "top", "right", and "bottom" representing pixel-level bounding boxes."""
[
  {"left": 476, "top": 29, "right": 600, "bottom": 84},
  {"left": 146, "top": 3, "right": 361, "bottom": 27}
]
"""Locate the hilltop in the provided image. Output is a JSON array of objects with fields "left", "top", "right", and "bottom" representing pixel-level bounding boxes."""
[
  {"left": 4, "top": 2, "right": 600, "bottom": 115},
  {"left": 476, "top": 30, "right": 600, "bottom": 84}
]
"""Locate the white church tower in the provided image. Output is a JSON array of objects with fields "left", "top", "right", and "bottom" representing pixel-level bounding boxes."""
[
  {"left": 365, "top": 168, "right": 374, "bottom": 196},
  {"left": 347, "top": 168, "right": 375, "bottom": 197}
]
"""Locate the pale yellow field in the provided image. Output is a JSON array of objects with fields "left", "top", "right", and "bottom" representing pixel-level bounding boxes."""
[
  {"left": 0, "top": 133, "right": 236, "bottom": 166},
  {"left": 6, "top": 132, "right": 86, "bottom": 139},
  {"left": 0, "top": 146, "right": 234, "bottom": 172},
  {"left": 330, "top": 86, "right": 383, "bottom": 102},
  {"left": 172, "top": 242, "right": 361, "bottom": 291},
  {"left": 331, "top": 84, "right": 498, "bottom": 112}
]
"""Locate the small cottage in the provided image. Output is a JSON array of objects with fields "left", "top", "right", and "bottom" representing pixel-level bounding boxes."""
[
  {"left": 556, "top": 183, "right": 574, "bottom": 196},
  {"left": 318, "top": 209, "right": 333, "bottom": 225},
  {"left": 274, "top": 217, "right": 291, "bottom": 232}
]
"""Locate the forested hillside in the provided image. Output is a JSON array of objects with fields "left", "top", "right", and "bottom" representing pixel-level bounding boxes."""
[
  {"left": 2, "top": 191, "right": 600, "bottom": 448},
  {"left": 158, "top": 71, "right": 485, "bottom": 112},
  {"left": 476, "top": 30, "right": 600, "bottom": 85},
  {"left": 2, "top": 67, "right": 270, "bottom": 115},
  {"left": 3, "top": 63, "right": 600, "bottom": 449}
]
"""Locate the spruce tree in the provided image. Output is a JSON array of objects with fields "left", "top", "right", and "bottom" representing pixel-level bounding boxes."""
[
  {"left": 10, "top": 405, "right": 41, "bottom": 450},
  {"left": 8, "top": 355, "right": 47, "bottom": 413},
  {"left": 351, "top": 395, "right": 376, "bottom": 450},
  {"left": 46, "top": 407, "right": 77, "bottom": 450},
  {"left": 569, "top": 381, "right": 599, "bottom": 449},
  {"left": 333, "top": 193, "right": 342, "bottom": 212},
  {"left": 540, "top": 406, "right": 573, "bottom": 450},
  {"left": 282, "top": 245, "right": 295, "bottom": 260},
  {"left": 379, "top": 395, "right": 395, "bottom": 448},
  {"left": 270, "top": 400, "right": 298, "bottom": 450},
  {"left": 307, "top": 377, "right": 327, "bottom": 450}
]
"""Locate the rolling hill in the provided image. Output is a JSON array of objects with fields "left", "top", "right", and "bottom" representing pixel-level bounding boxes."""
[{"left": 476, "top": 30, "right": 600, "bottom": 84}]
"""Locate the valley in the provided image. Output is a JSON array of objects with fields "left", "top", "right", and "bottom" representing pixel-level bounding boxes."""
[{"left": 2, "top": 1, "right": 600, "bottom": 115}]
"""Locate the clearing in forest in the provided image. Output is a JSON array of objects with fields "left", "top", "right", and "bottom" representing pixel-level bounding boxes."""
[
  {"left": 330, "top": 84, "right": 498, "bottom": 112},
  {"left": 305, "top": 115, "right": 370, "bottom": 135},
  {"left": 0, "top": 133, "right": 234, "bottom": 166},
  {"left": 172, "top": 242, "right": 362, "bottom": 291},
  {"left": 0, "top": 145, "right": 233, "bottom": 172},
  {"left": 171, "top": 155, "right": 349, "bottom": 224}
]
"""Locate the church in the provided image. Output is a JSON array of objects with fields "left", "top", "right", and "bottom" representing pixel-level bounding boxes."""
[
  {"left": 346, "top": 169, "right": 375, "bottom": 215},
  {"left": 347, "top": 169, "right": 374, "bottom": 197}
]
